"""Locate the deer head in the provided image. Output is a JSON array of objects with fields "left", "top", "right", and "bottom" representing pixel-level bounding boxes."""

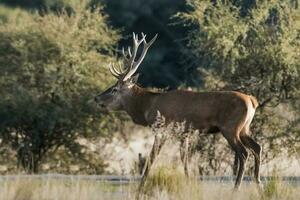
[{"left": 94, "top": 33, "right": 157, "bottom": 110}]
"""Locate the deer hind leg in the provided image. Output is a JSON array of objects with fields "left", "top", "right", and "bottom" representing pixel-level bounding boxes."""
[
  {"left": 222, "top": 131, "right": 249, "bottom": 190},
  {"left": 234, "top": 140, "right": 248, "bottom": 189},
  {"left": 233, "top": 153, "right": 239, "bottom": 176},
  {"left": 240, "top": 134, "right": 261, "bottom": 184},
  {"left": 136, "top": 133, "right": 167, "bottom": 198},
  {"left": 179, "top": 134, "right": 190, "bottom": 177}
]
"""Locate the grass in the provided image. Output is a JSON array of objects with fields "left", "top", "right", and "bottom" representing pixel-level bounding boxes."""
[
  {"left": 0, "top": 177, "right": 130, "bottom": 200},
  {"left": 262, "top": 175, "right": 298, "bottom": 200},
  {"left": 0, "top": 173, "right": 299, "bottom": 200}
]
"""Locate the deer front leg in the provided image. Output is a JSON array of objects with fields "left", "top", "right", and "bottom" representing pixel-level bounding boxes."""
[{"left": 136, "top": 133, "right": 167, "bottom": 199}]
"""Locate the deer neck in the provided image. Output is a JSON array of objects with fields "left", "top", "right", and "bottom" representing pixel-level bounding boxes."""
[{"left": 123, "top": 85, "right": 157, "bottom": 126}]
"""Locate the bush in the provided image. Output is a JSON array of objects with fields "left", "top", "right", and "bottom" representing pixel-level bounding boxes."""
[{"left": 0, "top": 2, "right": 120, "bottom": 173}]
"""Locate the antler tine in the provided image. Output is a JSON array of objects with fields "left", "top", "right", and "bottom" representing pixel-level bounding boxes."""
[
  {"left": 121, "top": 32, "right": 144, "bottom": 72},
  {"left": 123, "top": 33, "right": 158, "bottom": 81},
  {"left": 122, "top": 47, "right": 126, "bottom": 57},
  {"left": 113, "top": 63, "right": 123, "bottom": 74},
  {"left": 116, "top": 62, "right": 124, "bottom": 74},
  {"left": 141, "top": 32, "right": 147, "bottom": 40},
  {"left": 109, "top": 63, "right": 122, "bottom": 79},
  {"left": 127, "top": 47, "right": 132, "bottom": 57},
  {"left": 122, "top": 47, "right": 129, "bottom": 60},
  {"left": 109, "top": 63, "right": 118, "bottom": 78},
  {"left": 127, "top": 32, "right": 145, "bottom": 69},
  {"left": 132, "top": 32, "right": 144, "bottom": 43},
  {"left": 145, "top": 33, "right": 158, "bottom": 47},
  {"left": 133, "top": 32, "right": 137, "bottom": 41}
]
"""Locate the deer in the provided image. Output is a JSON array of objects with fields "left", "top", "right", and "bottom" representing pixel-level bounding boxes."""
[{"left": 94, "top": 33, "right": 261, "bottom": 194}]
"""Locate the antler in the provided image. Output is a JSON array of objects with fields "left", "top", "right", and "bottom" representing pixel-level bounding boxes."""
[
  {"left": 109, "top": 62, "right": 124, "bottom": 79},
  {"left": 109, "top": 32, "right": 158, "bottom": 81}
]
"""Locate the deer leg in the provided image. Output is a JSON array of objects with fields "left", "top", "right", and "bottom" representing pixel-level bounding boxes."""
[
  {"left": 222, "top": 132, "right": 248, "bottom": 190},
  {"left": 180, "top": 135, "right": 189, "bottom": 177},
  {"left": 136, "top": 133, "right": 167, "bottom": 199},
  {"left": 234, "top": 140, "right": 248, "bottom": 190},
  {"left": 240, "top": 135, "right": 261, "bottom": 184},
  {"left": 233, "top": 153, "right": 239, "bottom": 176}
]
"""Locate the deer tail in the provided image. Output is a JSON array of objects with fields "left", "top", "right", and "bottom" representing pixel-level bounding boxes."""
[{"left": 249, "top": 95, "right": 259, "bottom": 109}]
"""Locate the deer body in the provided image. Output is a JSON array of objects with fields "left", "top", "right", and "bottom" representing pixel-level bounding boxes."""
[
  {"left": 94, "top": 33, "right": 261, "bottom": 195},
  {"left": 122, "top": 86, "right": 257, "bottom": 134}
]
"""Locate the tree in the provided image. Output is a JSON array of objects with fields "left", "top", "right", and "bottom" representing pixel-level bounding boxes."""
[
  {"left": 1, "top": 0, "right": 192, "bottom": 88},
  {"left": 0, "top": 3, "right": 120, "bottom": 173},
  {"left": 177, "top": 0, "right": 300, "bottom": 173}
]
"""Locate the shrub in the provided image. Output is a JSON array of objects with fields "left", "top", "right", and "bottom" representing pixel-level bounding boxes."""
[{"left": 0, "top": 2, "right": 120, "bottom": 173}]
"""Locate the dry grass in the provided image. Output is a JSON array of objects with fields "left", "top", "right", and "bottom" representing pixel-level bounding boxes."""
[
  {"left": 0, "top": 173, "right": 299, "bottom": 200},
  {"left": 0, "top": 177, "right": 129, "bottom": 200}
]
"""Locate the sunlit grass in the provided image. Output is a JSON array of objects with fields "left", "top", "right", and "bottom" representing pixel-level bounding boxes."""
[
  {"left": 0, "top": 172, "right": 299, "bottom": 200},
  {"left": 0, "top": 177, "right": 131, "bottom": 200}
]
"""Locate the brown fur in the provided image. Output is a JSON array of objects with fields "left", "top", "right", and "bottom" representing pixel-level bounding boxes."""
[{"left": 249, "top": 95, "right": 259, "bottom": 109}]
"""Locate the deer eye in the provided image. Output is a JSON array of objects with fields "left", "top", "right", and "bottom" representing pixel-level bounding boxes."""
[{"left": 111, "top": 88, "right": 118, "bottom": 93}]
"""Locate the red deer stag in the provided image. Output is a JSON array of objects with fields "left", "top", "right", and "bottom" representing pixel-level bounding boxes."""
[{"left": 94, "top": 33, "right": 261, "bottom": 192}]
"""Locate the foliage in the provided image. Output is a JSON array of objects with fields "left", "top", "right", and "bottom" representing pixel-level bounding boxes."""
[
  {"left": 0, "top": 0, "right": 76, "bottom": 12},
  {"left": 177, "top": 0, "right": 300, "bottom": 167},
  {"left": 0, "top": 6, "right": 32, "bottom": 24},
  {"left": 0, "top": 3, "right": 119, "bottom": 173},
  {"left": 0, "top": 0, "right": 192, "bottom": 88}
]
